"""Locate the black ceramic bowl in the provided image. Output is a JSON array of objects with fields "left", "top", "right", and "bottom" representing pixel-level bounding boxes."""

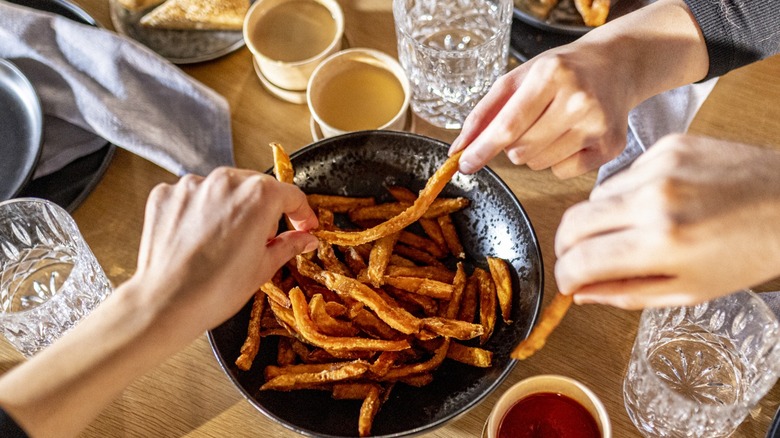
[{"left": 208, "top": 130, "right": 544, "bottom": 437}]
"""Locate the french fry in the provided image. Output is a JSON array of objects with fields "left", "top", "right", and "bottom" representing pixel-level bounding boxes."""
[
  {"left": 437, "top": 214, "right": 465, "bottom": 259},
  {"left": 382, "top": 276, "right": 453, "bottom": 300},
  {"left": 269, "top": 142, "right": 294, "bottom": 184},
  {"left": 359, "top": 384, "right": 383, "bottom": 437},
  {"left": 309, "top": 294, "right": 360, "bottom": 337},
  {"left": 261, "top": 361, "right": 370, "bottom": 391},
  {"left": 318, "top": 240, "right": 352, "bottom": 277},
  {"left": 347, "top": 198, "right": 471, "bottom": 222},
  {"left": 367, "top": 233, "right": 400, "bottom": 287},
  {"left": 260, "top": 281, "right": 291, "bottom": 308},
  {"left": 457, "top": 273, "right": 479, "bottom": 323},
  {"left": 384, "top": 285, "right": 439, "bottom": 317},
  {"left": 397, "top": 373, "right": 434, "bottom": 387},
  {"left": 422, "top": 316, "right": 484, "bottom": 340},
  {"left": 398, "top": 231, "right": 448, "bottom": 258},
  {"left": 289, "top": 287, "right": 410, "bottom": 352},
  {"left": 442, "top": 263, "right": 467, "bottom": 319},
  {"left": 313, "top": 151, "right": 463, "bottom": 245},
  {"left": 235, "top": 290, "right": 266, "bottom": 371},
  {"left": 332, "top": 382, "right": 378, "bottom": 400},
  {"left": 382, "top": 339, "right": 450, "bottom": 381},
  {"left": 474, "top": 267, "right": 497, "bottom": 344},
  {"left": 446, "top": 342, "right": 493, "bottom": 368},
  {"left": 386, "top": 186, "right": 449, "bottom": 253},
  {"left": 511, "top": 292, "right": 573, "bottom": 360},
  {"left": 393, "top": 244, "right": 447, "bottom": 269},
  {"left": 307, "top": 194, "right": 376, "bottom": 213},
  {"left": 276, "top": 337, "right": 297, "bottom": 366},
  {"left": 385, "top": 265, "right": 455, "bottom": 284},
  {"left": 574, "top": 0, "right": 610, "bottom": 27},
  {"left": 487, "top": 257, "right": 513, "bottom": 323}
]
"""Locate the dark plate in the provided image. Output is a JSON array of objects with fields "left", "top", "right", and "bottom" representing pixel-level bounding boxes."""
[
  {"left": 7, "top": 0, "right": 116, "bottom": 212},
  {"left": 513, "top": 0, "right": 650, "bottom": 36},
  {"left": 208, "top": 130, "right": 544, "bottom": 437},
  {"left": 0, "top": 58, "right": 43, "bottom": 202},
  {"left": 108, "top": 0, "right": 247, "bottom": 64}
]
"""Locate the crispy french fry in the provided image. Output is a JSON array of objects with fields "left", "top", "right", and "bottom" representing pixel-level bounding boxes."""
[
  {"left": 442, "top": 263, "right": 467, "bottom": 319},
  {"left": 290, "top": 287, "right": 410, "bottom": 352},
  {"left": 347, "top": 198, "right": 471, "bottom": 222},
  {"left": 309, "top": 294, "right": 360, "bottom": 337},
  {"left": 574, "top": 0, "right": 610, "bottom": 26},
  {"left": 307, "top": 194, "right": 376, "bottom": 213},
  {"left": 313, "top": 151, "right": 463, "bottom": 245},
  {"left": 474, "top": 267, "right": 497, "bottom": 344},
  {"left": 318, "top": 240, "right": 352, "bottom": 277},
  {"left": 341, "top": 245, "right": 368, "bottom": 277},
  {"left": 382, "top": 276, "right": 453, "bottom": 300},
  {"left": 393, "top": 244, "right": 447, "bottom": 269},
  {"left": 367, "top": 233, "right": 399, "bottom": 287},
  {"left": 398, "top": 373, "right": 434, "bottom": 387},
  {"left": 270, "top": 142, "right": 294, "bottom": 184},
  {"left": 487, "top": 257, "right": 513, "bottom": 323},
  {"left": 422, "top": 316, "right": 484, "bottom": 340},
  {"left": 383, "top": 339, "right": 450, "bottom": 381},
  {"left": 398, "top": 231, "right": 448, "bottom": 259},
  {"left": 276, "top": 337, "right": 297, "bottom": 366},
  {"left": 386, "top": 265, "right": 455, "bottom": 284},
  {"left": 457, "top": 273, "right": 479, "bottom": 323},
  {"left": 261, "top": 361, "right": 370, "bottom": 391},
  {"left": 351, "top": 307, "right": 404, "bottom": 340},
  {"left": 235, "top": 291, "right": 266, "bottom": 371},
  {"left": 511, "top": 293, "right": 573, "bottom": 360},
  {"left": 446, "top": 342, "right": 493, "bottom": 368},
  {"left": 359, "top": 384, "right": 382, "bottom": 437},
  {"left": 384, "top": 285, "right": 439, "bottom": 317},
  {"left": 260, "top": 281, "right": 291, "bottom": 308},
  {"left": 332, "top": 382, "right": 378, "bottom": 400},
  {"left": 386, "top": 184, "right": 447, "bottom": 252},
  {"left": 437, "top": 214, "right": 465, "bottom": 259}
]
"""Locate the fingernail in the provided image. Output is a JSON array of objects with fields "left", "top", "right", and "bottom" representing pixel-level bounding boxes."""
[
  {"left": 303, "top": 238, "right": 319, "bottom": 254},
  {"left": 448, "top": 137, "right": 463, "bottom": 155},
  {"left": 459, "top": 158, "right": 476, "bottom": 174}
]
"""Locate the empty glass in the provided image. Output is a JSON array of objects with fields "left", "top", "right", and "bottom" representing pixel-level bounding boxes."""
[
  {"left": 393, "top": 0, "right": 512, "bottom": 129},
  {"left": 623, "top": 290, "right": 780, "bottom": 438},
  {"left": 0, "top": 198, "right": 112, "bottom": 357}
]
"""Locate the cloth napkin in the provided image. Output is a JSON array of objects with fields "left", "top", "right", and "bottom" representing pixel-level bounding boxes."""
[
  {"left": 0, "top": 0, "right": 234, "bottom": 178},
  {"left": 596, "top": 78, "right": 719, "bottom": 184}
]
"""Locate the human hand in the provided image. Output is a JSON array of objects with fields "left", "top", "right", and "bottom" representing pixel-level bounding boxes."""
[
  {"left": 448, "top": 42, "right": 633, "bottom": 178},
  {"left": 554, "top": 134, "right": 780, "bottom": 309},
  {"left": 131, "top": 167, "right": 319, "bottom": 333}
]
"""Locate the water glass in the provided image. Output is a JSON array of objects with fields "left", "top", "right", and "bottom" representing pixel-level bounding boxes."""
[
  {"left": 623, "top": 290, "right": 780, "bottom": 438},
  {"left": 393, "top": 0, "right": 513, "bottom": 129},
  {"left": 0, "top": 198, "right": 112, "bottom": 357}
]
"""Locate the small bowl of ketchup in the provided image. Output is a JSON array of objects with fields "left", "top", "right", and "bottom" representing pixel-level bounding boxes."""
[{"left": 484, "top": 374, "right": 611, "bottom": 438}]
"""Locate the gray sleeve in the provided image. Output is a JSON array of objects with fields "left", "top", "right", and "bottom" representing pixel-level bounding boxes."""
[{"left": 683, "top": 0, "right": 780, "bottom": 80}]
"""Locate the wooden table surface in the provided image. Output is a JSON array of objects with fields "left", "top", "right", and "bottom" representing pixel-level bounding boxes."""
[{"left": 2, "top": 0, "right": 780, "bottom": 436}]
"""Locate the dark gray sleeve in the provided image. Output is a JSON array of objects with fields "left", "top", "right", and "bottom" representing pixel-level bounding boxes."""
[
  {"left": 0, "top": 408, "right": 28, "bottom": 438},
  {"left": 683, "top": 0, "right": 780, "bottom": 80}
]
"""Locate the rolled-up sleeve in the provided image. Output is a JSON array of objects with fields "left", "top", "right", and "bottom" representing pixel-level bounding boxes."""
[{"left": 684, "top": 0, "right": 780, "bottom": 80}]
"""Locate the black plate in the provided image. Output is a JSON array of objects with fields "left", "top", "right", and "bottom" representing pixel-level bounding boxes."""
[
  {"left": 7, "top": 0, "right": 116, "bottom": 212},
  {"left": 208, "top": 131, "right": 544, "bottom": 437},
  {"left": 0, "top": 58, "right": 43, "bottom": 202},
  {"left": 513, "top": 0, "right": 650, "bottom": 36}
]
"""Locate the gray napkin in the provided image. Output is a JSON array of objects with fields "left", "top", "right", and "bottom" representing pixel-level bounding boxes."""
[
  {"left": 0, "top": 0, "right": 234, "bottom": 178},
  {"left": 597, "top": 78, "right": 719, "bottom": 184}
]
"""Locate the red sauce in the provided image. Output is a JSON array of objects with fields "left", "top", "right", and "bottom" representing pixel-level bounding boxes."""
[{"left": 498, "top": 392, "right": 600, "bottom": 438}]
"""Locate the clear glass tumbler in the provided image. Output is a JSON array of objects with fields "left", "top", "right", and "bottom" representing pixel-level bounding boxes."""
[
  {"left": 623, "top": 290, "right": 780, "bottom": 438},
  {"left": 0, "top": 198, "right": 112, "bottom": 357},
  {"left": 393, "top": 0, "right": 512, "bottom": 129}
]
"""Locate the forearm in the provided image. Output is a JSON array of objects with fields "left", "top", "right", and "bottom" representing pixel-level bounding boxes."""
[
  {"left": 0, "top": 277, "right": 188, "bottom": 438},
  {"left": 573, "top": 0, "right": 709, "bottom": 108}
]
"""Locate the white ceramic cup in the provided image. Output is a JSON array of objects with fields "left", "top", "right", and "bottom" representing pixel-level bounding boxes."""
[
  {"left": 486, "top": 374, "right": 611, "bottom": 438},
  {"left": 307, "top": 48, "right": 410, "bottom": 139},
  {"left": 243, "top": 0, "right": 344, "bottom": 92}
]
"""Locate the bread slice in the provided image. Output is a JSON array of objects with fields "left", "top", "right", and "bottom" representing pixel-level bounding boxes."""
[
  {"left": 139, "top": 0, "right": 248, "bottom": 30},
  {"left": 117, "top": 0, "right": 165, "bottom": 13}
]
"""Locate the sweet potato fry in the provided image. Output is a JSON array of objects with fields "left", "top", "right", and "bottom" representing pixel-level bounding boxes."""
[
  {"left": 307, "top": 194, "right": 376, "bottom": 213},
  {"left": 297, "top": 256, "right": 422, "bottom": 335},
  {"left": 382, "top": 276, "right": 453, "bottom": 300},
  {"left": 442, "top": 263, "right": 467, "bottom": 319},
  {"left": 276, "top": 337, "right": 297, "bottom": 366},
  {"left": 318, "top": 240, "right": 352, "bottom": 277},
  {"left": 398, "top": 373, "right": 434, "bottom": 387},
  {"left": 393, "top": 244, "right": 447, "bottom": 269},
  {"left": 359, "top": 384, "right": 383, "bottom": 437},
  {"left": 437, "top": 214, "right": 465, "bottom": 259},
  {"left": 261, "top": 361, "right": 370, "bottom": 391},
  {"left": 383, "top": 339, "right": 450, "bottom": 381},
  {"left": 474, "top": 268, "right": 497, "bottom": 344},
  {"left": 384, "top": 285, "right": 439, "bottom": 317},
  {"left": 367, "top": 233, "right": 400, "bottom": 287},
  {"left": 269, "top": 142, "right": 294, "bottom": 184},
  {"left": 511, "top": 292, "right": 573, "bottom": 360},
  {"left": 487, "top": 257, "right": 513, "bottom": 323},
  {"left": 422, "top": 316, "right": 484, "bottom": 340},
  {"left": 574, "top": 0, "right": 610, "bottom": 27},
  {"left": 313, "top": 151, "right": 463, "bottom": 245},
  {"left": 446, "top": 342, "right": 493, "bottom": 368},
  {"left": 386, "top": 265, "right": 455, "bottom": 284},
  {"left": 289, "top": 287, "right": 410, "bottom": 352},
  {"left": 397, "top": 231, "right": 448, "bottom": 259},
  {"left": 341, "top": 245, "right": 368, "bottom": 276},
  {"left": 332, "top": 382, "right": 378, "bottom": 400},
  {"left": 260, "top": 281, "right": 291, "bottom": 308},
  {"left": 351, "top": 307, "right": 404, "bottom": 340},
  {"left": 235, "top": 290, "right": 266, "bottom": 371},
  {"left": 348, "top": 198, "right": 471, "bottom": 222},
  {"left": 457, "top": 273, "right": 479, "bottom": 323},
  {"left": 386, "top": 185, "right": 448, "bottom": 252},
  {"left": 309, "top": 294, "right": 360, "bottom": 337}
]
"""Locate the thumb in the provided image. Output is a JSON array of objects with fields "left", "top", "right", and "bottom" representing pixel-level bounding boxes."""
[{"left": 265, "top": 230, "right": 319, "bottom": 267}]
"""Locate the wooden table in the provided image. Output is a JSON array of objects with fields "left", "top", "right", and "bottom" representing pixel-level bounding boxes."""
[{"left": 2, "top": 0, "right": 780, "bottom": 436}]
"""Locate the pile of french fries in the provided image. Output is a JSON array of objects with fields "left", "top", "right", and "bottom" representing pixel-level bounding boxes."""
[{"left": 233, "top": 144, "right": 517, "bottom": 437}]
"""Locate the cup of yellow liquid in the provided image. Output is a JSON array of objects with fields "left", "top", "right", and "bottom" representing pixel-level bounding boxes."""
[
  {"left": 307, "top": 48, "right": 411, "bottom": 139},
  {"left": 243, "top": 0, "right": 344, "bottom": 97}
]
